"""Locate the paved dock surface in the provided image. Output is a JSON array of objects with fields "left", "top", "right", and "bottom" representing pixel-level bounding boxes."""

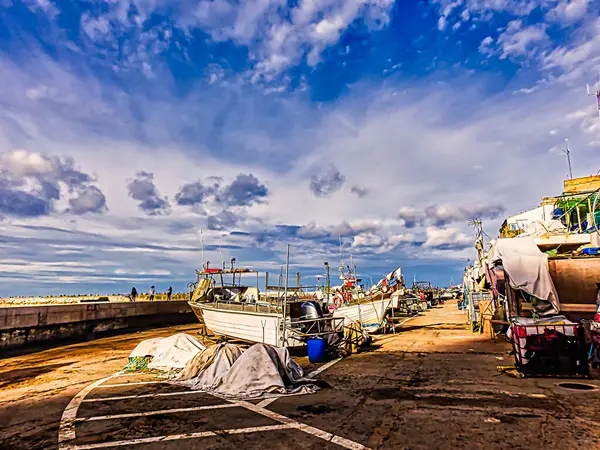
[{"left": 1, "top": 302, "right": 600, "bottom": 449}]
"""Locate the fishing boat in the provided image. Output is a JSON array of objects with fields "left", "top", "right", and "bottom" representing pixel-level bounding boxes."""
[
  {"left": 188, "top": 252, "right": 343, "bottom": 348},
  {"left": 329, "top": 258, "right": 407, "bottom": 333}
]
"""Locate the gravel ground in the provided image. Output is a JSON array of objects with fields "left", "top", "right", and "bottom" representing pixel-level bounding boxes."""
[{"left": 1, "top": 301, "right": 599, "bottom": 449}]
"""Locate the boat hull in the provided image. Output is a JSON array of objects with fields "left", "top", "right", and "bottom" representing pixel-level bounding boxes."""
[
  {"left": 192, "top": 302, "right": 304, "bottom": 348},
  {"left": 333, "top": 297, "right": 396, "bottom": 333}
]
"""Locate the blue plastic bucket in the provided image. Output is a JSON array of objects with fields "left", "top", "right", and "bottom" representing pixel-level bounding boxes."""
[{"left": 307, "top": 338, "right": 327, "bottom": 363}]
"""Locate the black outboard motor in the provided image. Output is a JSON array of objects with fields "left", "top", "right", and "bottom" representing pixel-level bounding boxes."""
[
  {"left": 299, "top": 300, "right": 324, "bottom": 321},
  {"left": 297, "top": 300, "right": 325, "bottom": 335}
]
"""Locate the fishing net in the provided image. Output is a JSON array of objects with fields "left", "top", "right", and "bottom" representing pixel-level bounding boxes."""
[{"left": 124, "top": 356, "right": 152, "bottom": 372}]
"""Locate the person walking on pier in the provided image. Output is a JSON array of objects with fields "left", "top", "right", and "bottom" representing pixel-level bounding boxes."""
[
  {"left": 149, "top": 286, "right": 155, "bottom": 301},
  {"left": 130, "top": 286, "right": 137, "bottom": 302},
  {"left": 167, "top": 286, "right": 173, "bottom": 301}
]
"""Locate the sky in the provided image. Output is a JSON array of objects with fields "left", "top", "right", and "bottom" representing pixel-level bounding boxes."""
[{"left": 1, "top": 0, "right": 600, "bottom": 296}]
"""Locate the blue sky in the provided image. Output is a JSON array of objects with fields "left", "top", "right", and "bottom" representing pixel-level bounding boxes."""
[{"left": 1, "top": 0, "right": 600, "bottom": 296}]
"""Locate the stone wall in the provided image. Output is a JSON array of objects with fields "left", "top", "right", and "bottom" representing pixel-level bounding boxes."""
[{"left": 0, "top": 300, "right": 195, "bottom": 349}]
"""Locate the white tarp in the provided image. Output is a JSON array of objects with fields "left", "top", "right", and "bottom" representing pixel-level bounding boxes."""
[
  {"left": 129, "top": 333, "right": 206, "bottom": 371},
  {"left": 489, "top": 237, "right": 560, "bottom": 315},
  {"left": 129, "top": 337, "right": 163, "bottom": 358},
  {"left": 179, "top": 343, "right": 317, "bottom": 399}
]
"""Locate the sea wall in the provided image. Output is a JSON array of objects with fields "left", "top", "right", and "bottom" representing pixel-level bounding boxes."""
[{"left": 0, "top": 300, "right": 195, "bottom": 349}]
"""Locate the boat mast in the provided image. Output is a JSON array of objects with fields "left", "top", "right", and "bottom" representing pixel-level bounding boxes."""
[
  {"left": 218, "top": 237, "right": 225, "bottom": 270},
  {"left": 282, "top": 244, "right": 290, "bottom": 347},
  {"left": 352, "top": 255, "right": 363, "bottom": 323},
  {"left": 200, "top": 229, "right": 204, "bottom": 266},
  {"left": 324, "top": 262, "right": 330, "bottom": 306}
]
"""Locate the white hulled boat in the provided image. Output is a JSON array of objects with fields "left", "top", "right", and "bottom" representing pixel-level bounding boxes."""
[{"left": 188, "top": 255, "right": 343, "bottom": 348}]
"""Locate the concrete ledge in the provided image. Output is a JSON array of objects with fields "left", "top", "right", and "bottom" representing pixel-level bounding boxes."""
[{"left": 0, "top": 301, "right": 195, "bottom": 349}]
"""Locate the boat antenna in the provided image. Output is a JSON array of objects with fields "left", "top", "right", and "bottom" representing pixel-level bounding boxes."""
[
  {"left": 563, "top": 138, "right": 573, "bottom": 180},
  {"left": 587, "top": 75, "right": 600, "bottom": 119},
  {"left": 200, "top": 229, "right": 205, "bottom": 266},
  {"left": 282, "top": 244, "right": 290, "bottom": 347},
  {"left": 218, "top": 237, "right": 225, "bottom": 270},
  {"left": 339, "top": 234, "right": 344, "bottom": 267}
]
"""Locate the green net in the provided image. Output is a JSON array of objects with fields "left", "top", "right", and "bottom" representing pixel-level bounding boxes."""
[{"left": 124, "top": 356, "right": 152, "bottom": 372}]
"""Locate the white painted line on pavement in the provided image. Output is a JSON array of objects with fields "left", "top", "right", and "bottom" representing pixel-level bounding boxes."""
[
  {"left": 58, "top": 371, "right": 124, "bottom": 450},
  {"left": 306, "top": 357, "right": 343, "bottom": 378},
  {"left": 82, "top": 390, "right": 206, "bottom": 402},
  {"left": 97, "top": 380, "right": 165, "bottom": 388},
  {"left": 236, "top": 399, "right": 369, "bottom": 450},
  {"left": 71, "top": 424, "right": 296, "bottom": 449},
  {"left": 76, "top": 404, "right": 238, "bottom": 422}
]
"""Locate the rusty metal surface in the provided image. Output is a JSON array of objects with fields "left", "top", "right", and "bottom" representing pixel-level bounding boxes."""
[{"left": 549, "top": 258, "right": 600, "bottom": 318}]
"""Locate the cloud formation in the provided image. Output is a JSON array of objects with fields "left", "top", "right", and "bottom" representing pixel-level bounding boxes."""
[
  {"left": 216, "top": 173, "right": 269, "bottom": 207},
  {"left": 68, "top": 185, "right": 107, "bottom": 215},
  {"left": 350, "top": 185, "right": 369, "bottom": 198},
  {"left": 127, "top": 171, "right": 171, "bottom": 215},
  {"left": 423, "top": 226, "right": 472, "bottom": 250},
  {"left": 0, "top": 149, "right": 106, "bottom": 218},
  {"left": 398, "top": 204, "right": 505, "bottom": 228},
  {"left": 175, "top": 173, "right": 268, "bottom": 210},
  {"left": 310, "top": 164, "right": 346, "bottom": 197}
]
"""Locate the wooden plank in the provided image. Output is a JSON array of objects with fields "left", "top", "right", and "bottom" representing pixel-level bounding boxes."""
[{"left": 558, "top": 304, "right": 598, "bottom": 312}]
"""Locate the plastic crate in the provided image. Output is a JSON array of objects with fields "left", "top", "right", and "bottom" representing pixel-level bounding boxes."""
[{"left": 511, "top": 323, "right": 589, "bottom": 377}]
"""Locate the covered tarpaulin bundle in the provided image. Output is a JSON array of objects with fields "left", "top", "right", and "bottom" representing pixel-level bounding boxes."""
[
  {"left": 177, "top": 343, "right": 318, "bottom": 399},
  {"left": 489, "top": 237, "right": 560, "bottom": 315},
  {"left": 128, "top": 333, "right": 206, "bottom": 371}
]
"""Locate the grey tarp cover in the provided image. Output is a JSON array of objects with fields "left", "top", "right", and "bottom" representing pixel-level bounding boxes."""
[
  {"left": 489, "top": 237, "right": 560, "bottom": 315},
  {"left": 174, "top": 343, "right": 242, "bottom": 382},
  {"left": 177, "top": 343, "right": 318, "bottom": 399}
]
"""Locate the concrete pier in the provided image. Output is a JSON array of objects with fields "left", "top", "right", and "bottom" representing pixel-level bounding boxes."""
[{"left": 0, "top": 300, "right": 194, "bottom": 349}]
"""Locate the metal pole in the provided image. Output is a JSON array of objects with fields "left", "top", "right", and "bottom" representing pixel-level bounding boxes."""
[
  {"left": 564, "top": 139, "right": 573, "bottom": 180},
  {"left": 282, "top": 244, "right": 290, "bottom": 347},
  {"left": 278, "top": 266, "right": 282, "bottom": 298},
  {"left": 325, "top": 262, "right": 330, "bottom": 307},
  {"left": 200, "top": 229, "right": 204, "bottom": 266},
  {"left": 218, "top": 237, "right": 225, "bottom": 270},
  {"left": 355, "top": 260, "right": 362, "bottom": 325}
]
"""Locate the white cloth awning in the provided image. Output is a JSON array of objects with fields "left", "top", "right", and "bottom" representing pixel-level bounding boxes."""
[{"left": 489, "top": 237, "right": 560, "bottom": 314}]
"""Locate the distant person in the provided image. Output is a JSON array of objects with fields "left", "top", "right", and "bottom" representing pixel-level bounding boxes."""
[
  {"left": 426, "top": 291, "right": 434, "bottom": 307},
  {"left": 167, "top": 286, "right": 173, "bottom": 301},
  {"left": 130, "top": 287, "right": 137, "bottom": 302},
  {"left": 149, "top": 286, "right": 155, "bottom": 301}
]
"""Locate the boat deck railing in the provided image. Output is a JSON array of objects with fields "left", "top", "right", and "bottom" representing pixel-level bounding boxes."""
[
  {"left": 210, "top": 300, "right": 282, "bottom": 314},
  {"left": 285, "top": 316, "right": 345, "bottom": 340}
]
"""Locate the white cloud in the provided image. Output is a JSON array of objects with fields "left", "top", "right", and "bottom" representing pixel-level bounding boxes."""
[
  {"left": 433, "top": 0, "right": 540, "bottom": 21},
  {"left": 79, "top": 0, "right": 396, "bottom": 81},
  {"left": 352, "top": 232, "right": 384, "bottom": 248},
  {"left": 3, "top": 30, "right": 600, "bottom": 292},
  {"left": 546, "top": 0, "right": 590, "bottom": 25},
  {"left": 423, "top": 226, "right": 472, "bottom": 249},
  {"left": 541, "top": 17, "right": 600, "bottom": 73},
  {"left": 478, "top": 36, "right": 495, "bottom": 56},
  {"left": 496, "top": 20, "right": 548, "bottom": 59}
]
